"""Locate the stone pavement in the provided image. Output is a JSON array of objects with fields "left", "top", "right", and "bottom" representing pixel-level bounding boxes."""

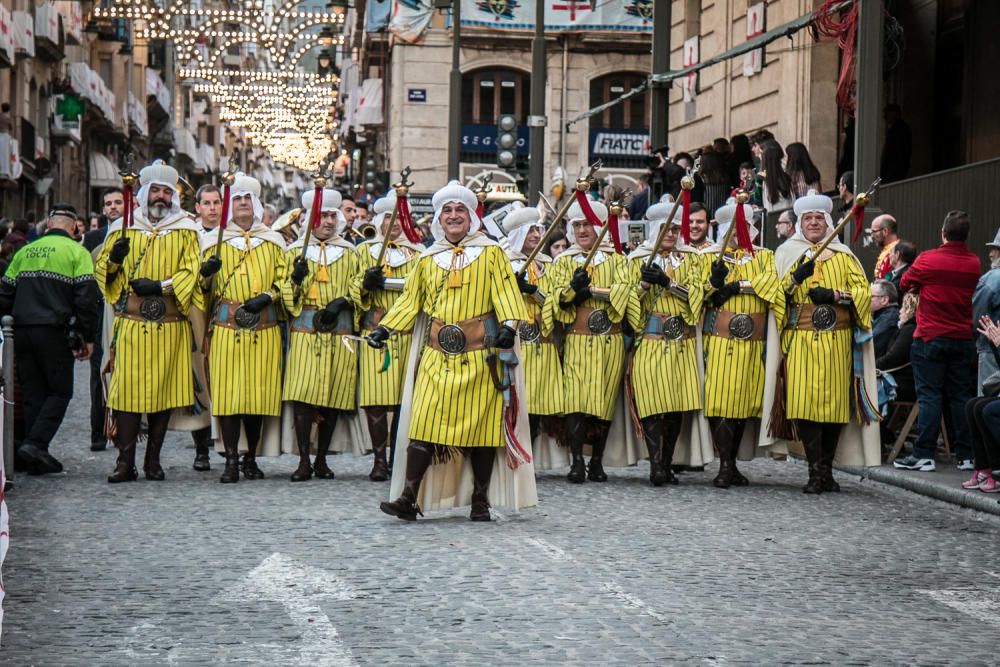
[{"left": 3, "top": 364, "right": 1000, "bottom": 665}]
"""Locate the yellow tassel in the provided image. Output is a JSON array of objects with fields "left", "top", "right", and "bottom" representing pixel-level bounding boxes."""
[
  {"left": 448, "top": 269, "right": 462, "bottom": 288},
  {"left": 307, "top": 282, "right": 319, "bottom": 299},
  {"left": 384, "top": 265, "right": 393, "bottom": 278},
  {"left": 316, "top": 264, "right": 329, "bottom": 282}
]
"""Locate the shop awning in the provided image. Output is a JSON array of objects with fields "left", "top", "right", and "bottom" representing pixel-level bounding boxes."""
[{"left": 89, "top": 152, "right": 120, "bottom": 188}]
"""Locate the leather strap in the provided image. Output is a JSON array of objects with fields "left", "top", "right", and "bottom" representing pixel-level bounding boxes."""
[
  {"left": 568, "top": 306, "right": 621, "bottom": 336},
  {"left": 119, "top": 294, "right": 184, "bottom": 324},
  {"left": 704, "top": 309, "right": 767, "bottom": 341},
  {"left": 427, "top": 314, "right": 497, "bottom": 354},
  {"left": 291, "top": 307, "right": 353, "bottom": 335},
  {"left": 788, "top": 303, "right": 852, "bottom": 332},
  {"left": 213, "top": 298, "right": 278, "bottom": 331}
]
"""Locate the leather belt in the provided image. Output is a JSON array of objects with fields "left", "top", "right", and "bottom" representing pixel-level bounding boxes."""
[
  {"left": 291, "top": 307, "right": 352, "bottom": 335},
  {"left": 119, "top": 294, "right": 183, "bottom": 324},
  {"left": 569, "top": 306, "right": 621, "bottom": 336},
  {"left": 517, "top": 317, "right": 551, "bottom": 344},
  {"left": 360, "top": 306, "right": 386, "bottom": 331},
  {"left": 213, "top": 299, "right": 278, "bottom": 331},
  {"left": 704, "top": 309, "right": 767, "bottom": 341},
  {"left": 427, "top": 314, "right": 498, "bottom": 355},
  {"left": 644, "top": 312, "right": 695, "bottom": 341},
  {"left": 789, "top": 303, "right": 852, "bottom": 332}
]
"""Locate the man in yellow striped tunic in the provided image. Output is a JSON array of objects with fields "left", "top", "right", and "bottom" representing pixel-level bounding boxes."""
[
  {"left": 775, "top": 190, "right": 872, "bottom": 493},
  {"left": 280, "top": 188, "right": 359, "bottom": 482},
  {"left": 95, "top": 161, "right": 203, "bottom": 483},
  {"left": 350, "top": 192, "right": 422, "bottom": 481},
  {"left": 701, "top": 198, "right": 784, "bottom": 488},
  {"left": 625, "top": 197, "right": 704, "bottom": 485},
  {"left": 366, "top": 181, "right": 529, "bottom": 521},
  {"left": 199, "top": 174, "right": 288, "bottom": 483},
  {"left": 501, "top": 206, "right": 564, "bottom": 448},
  {"left": 545, "top": 200, "right": 631, "bottom": 483}
]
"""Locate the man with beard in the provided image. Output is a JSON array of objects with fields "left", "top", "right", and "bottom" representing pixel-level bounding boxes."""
[
  {"left": 546, "top": 199, "right": 631, "bottom": 483},
  {"left": 281, "top": 189, "right": 359, "bottom": 482},
  {"left": 95, "top": 162, "right": 204, "bottom": 482},
  {"left": 199, "top": 174, "right": 288, "bottom": 483},
  {"left": 351, "top": 192, "right": 423, "bottom": 480},
  {"left": 687, "top": 202, "right": 713, "bottom": 250},
  {"left": 367, "top": 181, "right": 533, "bottom": 521}
]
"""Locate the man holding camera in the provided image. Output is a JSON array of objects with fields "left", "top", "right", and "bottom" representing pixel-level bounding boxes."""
[{"left": 0, "top": 204, "right": 99, "bottom": 475}]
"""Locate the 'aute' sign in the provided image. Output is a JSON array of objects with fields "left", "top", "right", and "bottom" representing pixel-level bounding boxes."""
[{"left": 589, "top": 130, "right": 650, "bottom": 157}]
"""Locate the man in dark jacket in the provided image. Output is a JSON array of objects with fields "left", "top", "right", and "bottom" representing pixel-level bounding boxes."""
[
  {"left": 871, "top": 279, "right": 900, "bottom": 358},
  {"left": 0, "top": 204, "right": 100, "bottom": 474}
]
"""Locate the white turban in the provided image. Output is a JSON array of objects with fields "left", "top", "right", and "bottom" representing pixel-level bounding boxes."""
[
  {"left": 643, "top": 194, "right": 679, "bottom": 244},
  {"left": 301, "top": 188, "right": 348, "bottom": 235},
  {"left": 430, "top": 180, "right": 482, "bottom": 241},
  {"left": 792, "top": 189, "right": 835, "bottom": 234},
  {"left": 228, "top": 173, "right": 264, "bottom": 225},
  {"left": 502, "top": 205, "right": 543, "bottom": 255},
  {"left": 137, "top": 160, "right": 180, "bottom": 215},
  {"left": 715, "top": 197, "right": 759, "bottom": 243},
  {"left": 565, "top": 198, "right": 607, "bottom": 245}
]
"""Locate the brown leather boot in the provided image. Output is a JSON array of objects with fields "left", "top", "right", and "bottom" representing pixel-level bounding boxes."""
[
  {"left": 728, "top": 418, "right": 750, "bottom": 487},
  {"left": 290, "top": 442, "right": 313, "bottom": 482},
  {"left": 218, "top": 416, "right": 241, "bottom": 483},
  {"left": 367, "top": 407, "right": 390, "bottom": 481},
  {"left": 642, "top": 415, "right": 668, "bottom": 487},
  {"left": 660, "top": 413, "right": 684, "bottom": 486},
  {"left": 380, "top": 441, "right": 433, "bottom": 520},
  {"left": 565, "top": 414, "right": 587, "bottom": 484},
  {"left": 108, "top": 441, "right": 138, "bottom": 483},
  {"left": 797, "top": 420, "right": 824, "bottom": 494},
  {"left": 711, "top": 418, "right": 734, "bottom": 489},
  {"left": 469, "top": 448, "right": 496, "bottom": 521},
  {"left": 587, "top": 419, "right": 610, "bottom": 482},
  {"left": 820, "top": 424, "right": 843, "bottom": 492}
]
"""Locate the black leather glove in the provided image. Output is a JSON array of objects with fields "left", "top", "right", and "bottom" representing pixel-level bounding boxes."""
[
  {"left": 200, "top": 256, "right": 222, "bottom": 279},
  {"left": 129, "top": 278, "right": 162, "bottom": 297},
  {"left": 808, "top": 286, "right": 836, "bottom": 305},
  {"left": 290, "top": 257, "right": 309, "bottom": 286},
  {"left": 108, "top": 238, "right": 130, "bottom": 264},
  {"left": 792, "top": 260, "right": 816, "bottom": 285},
  {"left": 324, "top": 296, "right": 350, "bottom": 318},
  {"left": 242, "top": 293, "right": 273, "bottom": 314},
  {"left": 710, "top": 282, "right": 740, "bottom": 308},
  {"left": 640, "top": 265, "right": 670, "bottom": 288},
  {"left": 366, "top": 325, "right": 390, "bottom": 349},
  {"left": 495, "top": 324, "right": 516, "bottom": 349},
  {"left": 569, "top": 267, "right": 591, "bottom": 292},
  {"left": 621, "top": 318, "right": 635, "bottom": 338},
  {"left": 572, "top": 287, "right": 592, "bottom": 306},
  {"left": 516, "top": 272, "right": 538, "bottom": 295},
  {"left": 362, "top": 266, "right": 385, "bottom": 291},
  {"left": 709, "top": 260, "right": 729, "bottom": 290}
]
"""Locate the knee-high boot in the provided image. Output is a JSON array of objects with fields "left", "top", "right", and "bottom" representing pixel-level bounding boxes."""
[
  {"left": 641, "top": 415, "right": 668, "bottom": 486},
  {"left": 290, "top": 402, "right": 314, "bottom": 482},
  {"left": 240, "top": 414, "right": 265, "bottom": 480},
  {"left": 728, "top": 418, "right": 750, "bottom": 487},
  {"left": 565, "top": 413, "right": 587, "bottom": 483},
  {"left": 192, "top": 426, "right": 212, "bottom": 471},
  {"left": 218, "top": 416, "right": 242, "bottom": 484},
  {"left": 588, "top": 419, "right": 611, "bottom": 482},
  {"left": 710, "top": 417, "right": 734, "bottom": 489},
  {"left": 380, "top": 441, "right": 433, "bottom": 520},
  {"left": 108, "top": 411, "right": 141, "bottom": 483},
  {"left": 313, "top": 408, "right": 338, "bottom": 479},
  {"left": 366, "top": 406, "right": 390, "bottom": 481},
  {"left": 821, "top": 424, "right": 843, "bottom": 492},
  {"left": 661, "top": 412, "right": 684, "bottom": 485},
  {"left": 796, "top": 419, "right": 824, "bottom": 494},
  {"left": 469, "top": 447, "right": 497, "bottom": 521},
  {"left": 143, "top": 410, "right": 171, "bottom": 481}
]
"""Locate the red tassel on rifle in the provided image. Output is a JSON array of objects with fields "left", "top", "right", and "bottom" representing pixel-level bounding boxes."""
[
  {"left": 733, "top": 201, "right": 755, "bottom": 256},
  {"left": 122, "top": 183, "right": 134, "bottom": 228},
  {"left": 397, "top": 196, "right": 422, "bottom": 244},
  {"left": 680, "top": 189, "right": 692, "bottom": 245},
  {"left": 573, "top": 190, "right": 621, "bottom": 253},
  {"left": 851, "top": 204, "right": 866, "bottom": 244},
  {"left": 218, "top": 181, "right": 231, "bottom": 231},
  {"left": 476, "top": 201, "right": 484, "bottom": 219},
  {"left": 307, "top": 184, "right": 323, "bottom": 230}
]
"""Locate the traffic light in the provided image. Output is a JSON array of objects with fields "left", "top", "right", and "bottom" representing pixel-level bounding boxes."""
[
  {"left": 363, "top": 155, "right": 384, "bottom": 195},
  {"left": 496, "top": 114, "right": 518, "bottom": 170}
]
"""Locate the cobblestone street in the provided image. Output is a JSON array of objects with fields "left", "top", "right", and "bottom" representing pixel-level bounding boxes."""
[{"left": 3, "top": 365, "right": 1000, "bottom": 665}]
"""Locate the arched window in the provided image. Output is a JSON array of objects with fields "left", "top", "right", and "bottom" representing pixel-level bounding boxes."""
[
  {"left": 460, "top": 67, "right": 531, "bottom": 163},
  {"left": 588, "top": 72, "right": 649, "bottom": 168}
]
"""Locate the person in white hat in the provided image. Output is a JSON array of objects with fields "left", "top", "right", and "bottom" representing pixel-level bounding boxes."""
[
  {"left": 199, "top": 173, "right": 288, "bottom": 483},
  {"left": 699, "top": 197, "right": 784, "bottom": 489},
  {"left": 366, "top": 181, "right": 534, "bottom": 521},
  {"left": 545, "top": 197, "right": 631, "bottom": 483},
  {"left": 501, "top": 204, "right": 565, "bottom": 464},
  {"left": 277, "top": 188, "right": 359, "bottom": 482},
  {"left": 625, "top": 196, "right": 709, "bottom": 485},
  {"left": 95, "top": 160, "right": 205, "bottom": 484},
  {"left": 351, "top": 192, "right": 424, "bottom": 481},
  {"left": 761, "top": 189, "right": 879, "bottom": 493}
]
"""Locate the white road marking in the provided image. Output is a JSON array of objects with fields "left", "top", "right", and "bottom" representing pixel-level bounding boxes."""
[{"left": 919, "top": 588, "right": 1000, "bottom": 628}]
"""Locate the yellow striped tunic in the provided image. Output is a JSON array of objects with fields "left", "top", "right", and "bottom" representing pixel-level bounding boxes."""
[
  {"left": 350, "top": 241, "right": 419, "bottom": 407},
  {"left": 514, "top": 260, "right": 564, "bottom": 416},
  {"left": 380, "top": 243, "right": 528, "bottom": 448},
  {"left": 281, "top": 242, "right": 360, "bottom": 410},
  {"left": 781, "top": 250, "right": 871, "bottom": 423},
  {"left": 546, "top": 251, "right": 631, "bottom": 421},
  {"left": 625, "top": 252, "right": 705, "bottom": 418},
  {"left": 95, "top": 226, "right": 203, "bottom": 413},
  {"left": 203, "top": 237, "right": 287, "bottom": 416},
  {"left": 702, "top": 248, "right": 784, "bottom": 419}
]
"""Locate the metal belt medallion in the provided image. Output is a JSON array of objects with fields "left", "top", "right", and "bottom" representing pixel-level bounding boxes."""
[
  {"left": 234, "top": 306, "right": 261, "bottom": 330},
  {"left": 728, "top": 313, "right": 756, "bottom": 340},
  {"left": 587, "top": 309, "right": 613, "bottom": 335},
  {"left": 437, "top": 324, "right": 467, "bottom": 354},
  {"left": 662, "top": 315, "right": 685, "bottom": 340},
  {"left": 811, "top": 304, "right": 838, "bottom": 331},
  {"left": 139, "top": 296, "right": 167, "bottom": 323},
  {"left": 312, "top": 311, "right": 336, "bottom": 334},
  {"left": 518, "top": 321, "right": 541, "bottom": 343},
  {"left": 113, "top": 293, "right": 128, "bottom": 315}
]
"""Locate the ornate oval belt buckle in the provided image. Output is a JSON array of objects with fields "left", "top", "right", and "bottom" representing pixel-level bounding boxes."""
[
  {"left": 662, "top": 315, "right": 685, "bottom": 340},
  {"left": 587, "top": 309, "right": 613, "bottom": 335},
  {"left": 437, "top": 324, "right": 467, "bottom": 354},
  {"left": 312, "top": 310, "right": 336, "bottom": 334},
  {"left": 811, "top": 304, "right": 838, "bottom": 331},
  {"left": 234, "top": 306, "right": 261, "bottom": 330},
  {"left": 518, "top": 321, "right": 541, "bottom": 343},
  {"left": 728, "top": 313, "right": 755, "bottom": 340},
  {"left": 139, "top": 296, "right": 167, "bottom": 322}
]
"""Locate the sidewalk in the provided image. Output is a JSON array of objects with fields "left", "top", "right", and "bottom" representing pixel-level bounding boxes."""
[{"left": 837, "top": 462, "right": 1000, "bottom": 517}]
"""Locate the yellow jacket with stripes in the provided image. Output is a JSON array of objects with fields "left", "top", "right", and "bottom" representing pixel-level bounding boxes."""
[{"left": 513, "top": 258, "right": 563, "bottom": 416}]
